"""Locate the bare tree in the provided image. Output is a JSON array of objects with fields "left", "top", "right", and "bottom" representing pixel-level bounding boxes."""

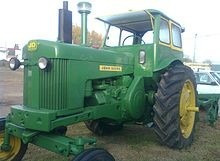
[{"left": 72, "top": 25, "right": 103, "bottom": 48}]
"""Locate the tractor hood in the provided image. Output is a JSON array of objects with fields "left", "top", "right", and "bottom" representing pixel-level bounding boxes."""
[{"left": 22, "top": 40, "right": 134, "bottom": 65}]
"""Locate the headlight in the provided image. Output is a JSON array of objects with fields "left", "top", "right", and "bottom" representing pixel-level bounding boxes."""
[
  {"left": 9, "top": 57, "right": 20, "bottom": 70},
  {"left": 38, "top": 57, "right": 49, "bottom": 70}
]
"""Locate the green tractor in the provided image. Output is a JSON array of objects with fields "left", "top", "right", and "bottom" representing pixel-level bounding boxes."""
[{"left": 0, "top": 1, "right": 199, "bottom": 161}]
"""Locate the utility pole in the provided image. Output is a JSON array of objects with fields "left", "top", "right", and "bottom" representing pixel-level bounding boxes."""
[{"left": 193, "top": 33, "right": 197, "bottom": 63}]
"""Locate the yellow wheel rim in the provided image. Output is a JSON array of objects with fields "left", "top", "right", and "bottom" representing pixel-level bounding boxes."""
[
  {"left": 0, "top": 131, "right": 21, "bottom": 161},
  {"left": 179, "top": 80, "right": 199, "bottom": 139}
]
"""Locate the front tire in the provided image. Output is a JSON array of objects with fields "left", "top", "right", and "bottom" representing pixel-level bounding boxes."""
[
  {"left": 73, "top": 148, "right": 115, "bottom": 161},
  {"left": 0, "top": 118, "right": 27, "bottom": 161},
  {"left": 153, "top": 63, "right": 198, "bottom": 149}
]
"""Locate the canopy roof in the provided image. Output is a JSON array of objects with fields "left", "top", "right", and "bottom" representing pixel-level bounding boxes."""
[{"left": 97, "top": 9, "right": 181, "bottom": 34}]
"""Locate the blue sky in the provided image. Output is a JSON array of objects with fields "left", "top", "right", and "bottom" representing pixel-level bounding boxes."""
[{"left": 0, "top": 0, "right": 220, "bottom": 63}]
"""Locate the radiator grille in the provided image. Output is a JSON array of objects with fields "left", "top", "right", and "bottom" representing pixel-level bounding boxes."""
[{"left": 39, "top": 59, "right": 68, "bottom": 110}]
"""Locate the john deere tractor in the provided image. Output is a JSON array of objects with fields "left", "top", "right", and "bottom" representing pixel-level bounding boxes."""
[{"left": 0, "top": 1, "right": 198, "bottom": 161}]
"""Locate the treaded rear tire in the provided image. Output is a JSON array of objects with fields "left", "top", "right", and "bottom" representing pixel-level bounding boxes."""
[{"left": 153, "top": 62, "right": 197, "bottom": 149}]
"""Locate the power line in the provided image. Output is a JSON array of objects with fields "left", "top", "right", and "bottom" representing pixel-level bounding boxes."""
[
  {"left": 198, "top": 33, "right": 220, "bottom": 37},
  {"left": 184, "top": 33, "right": 220, "bottom": 39}
]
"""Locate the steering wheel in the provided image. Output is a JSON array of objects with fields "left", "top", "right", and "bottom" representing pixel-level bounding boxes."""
[{"left": 122, "top": 35, "right": 145, "bottom": 46}]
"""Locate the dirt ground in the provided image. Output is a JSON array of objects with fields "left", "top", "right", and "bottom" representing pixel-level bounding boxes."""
[
  {"left": 0, "top": 67, "right": 23, "bottom": 117},
  {"left": 0, "top": 67, "right": 220, "bottom": 161}
]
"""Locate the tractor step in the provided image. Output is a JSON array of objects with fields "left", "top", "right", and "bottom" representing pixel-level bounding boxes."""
[
  {"left": 31, "top": 133, "right": 96, "bottom": 156},
  {"left": 2, "top": 120, "right": 96, "bottom": 157},
  {"left": 6, "top": 122, "right": 96, "bottom": 156}
]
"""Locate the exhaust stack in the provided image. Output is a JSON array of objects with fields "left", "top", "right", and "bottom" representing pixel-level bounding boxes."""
[
  {"left": 77, "top": 2, "right": 92, "bottom": 45},
  {"left": 58, "top": 1, "right": 72, "bottom": 43}
]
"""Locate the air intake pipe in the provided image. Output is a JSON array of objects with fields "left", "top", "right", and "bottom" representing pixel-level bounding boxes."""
[
  {"left": 58, "top": 1, "right": 72, "bottom": 43},
  {"left": 77, "top": 2, "right": 92, "bottom": 45}
]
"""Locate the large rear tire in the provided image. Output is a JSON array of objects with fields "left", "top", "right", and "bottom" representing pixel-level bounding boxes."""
[
  {"left": 153, "top": 63, "right": 198, "bottom": 149},
  {"left": 0, "top": 118, "right": 27, "bottom": 161},
  {"left": 85, "top": 120, "right": 123, "bottom": 136}
]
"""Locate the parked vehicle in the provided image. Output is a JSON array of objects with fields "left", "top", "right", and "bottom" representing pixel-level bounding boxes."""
[
  {"left": 195, "top": 71, "right": 220, "bottom": 123},
  {"left": 0, "top": 1, "right": 198, "bottom": 161},
  {"left": 195, "top": 71, "right": 220, "bottom": 94}
]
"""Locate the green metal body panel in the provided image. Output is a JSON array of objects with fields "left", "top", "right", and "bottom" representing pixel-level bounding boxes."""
[
  {"left": 23, "top": 40, "right": 133, "bottom": 111},
  {"left": 155, "top": 44, "right": 183, "bottom": 71},
  {"left": 107, "top": 44, "right": 155, "bottom": 77},
  {"left": 2, "top": 9, "right": 186, "bottom": 158}
]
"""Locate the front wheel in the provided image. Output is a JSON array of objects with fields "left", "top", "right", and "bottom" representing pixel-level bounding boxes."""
[
  {"left": 0, "top": 118, "right": 27, "bottom": 161},
  {"left": 73, "top": 148, "right": 115, "bottom": 161},
  {"left": 153, "top": 63, "right": 198, "bottom": 149}
]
